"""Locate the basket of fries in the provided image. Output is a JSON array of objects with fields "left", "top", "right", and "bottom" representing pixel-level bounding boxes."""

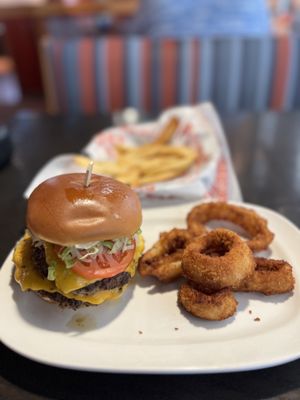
[
  {"left": 75, "top": 105, "right": 222, "bottom": 199},
  {"left": 24, "top": 104, "right": 238, "bottom": 201}
]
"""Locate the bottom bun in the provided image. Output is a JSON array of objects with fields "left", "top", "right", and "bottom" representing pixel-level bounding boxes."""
[{"left": 35, "top": 287, "right": 126, "bottom": 310}]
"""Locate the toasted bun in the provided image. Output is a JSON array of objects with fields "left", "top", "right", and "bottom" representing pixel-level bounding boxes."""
[
  {"left": 27, "top": 173, "right": 142, "bottom": 245},
  {"left": 35, "top": 290, "right": 91, "bottom": 309},
  {"left": 34, "top": 289, "right": 124, "bottom": 310}
]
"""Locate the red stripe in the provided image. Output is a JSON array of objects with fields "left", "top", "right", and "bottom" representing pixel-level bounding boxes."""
[
  {"left": 53, "top": 40, "right": 67, "bottom": 113},
  {"left": 106, "top": 37, "right": 124, "bottom": 111},
  {"left": 160, "top": 40, "right": 178, "bottom": 109},
  {"left": 191, "top": 39, "right": 200, "bottom": 104},
  {"left": 142, "top": 39, "right": 151, "bottom": 112},
  {"left": 270, "top": 36, "right": 290, "bottom": 110},
  {"left": 78, "top": 39, "right": 96, "bottom": 114},
  {"left": 207, "top": 158, "right": 228, "bottom": 201}
]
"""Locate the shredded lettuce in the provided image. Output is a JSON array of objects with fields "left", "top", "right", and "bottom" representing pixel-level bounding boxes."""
[
  {"left": 74, "top": 241, "right": 99, "bottom": 250},
  {"left": 47, "top": 261, "right": 57, "bottom": 281},
  {"left": 110, "top": 239, "right": 124, "bottom": 254},
  {"left": 31, "top": 236, "right": 43, "bottom": 248},
  {"left": 101, "top": 241, "right": 114, "bottom": 250},
  {"left": 59, "top": 247, "right": 76, "bottom": 268},
  {"left": 56, "top": 234, "right": 139, "bottom": 269}
]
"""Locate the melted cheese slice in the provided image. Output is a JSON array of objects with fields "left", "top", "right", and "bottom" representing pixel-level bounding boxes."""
[{"left": 13, "top": 232, "right": 144, "bottom": 305}]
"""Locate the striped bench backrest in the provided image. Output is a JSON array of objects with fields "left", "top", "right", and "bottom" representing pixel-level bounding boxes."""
[{"left": 40, "top": 35, "right": 300, "bottom": 114}]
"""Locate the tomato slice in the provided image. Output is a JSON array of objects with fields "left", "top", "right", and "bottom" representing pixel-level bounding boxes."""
[{"left": 71, "top": 243, "right": 136, "bottom": 280}]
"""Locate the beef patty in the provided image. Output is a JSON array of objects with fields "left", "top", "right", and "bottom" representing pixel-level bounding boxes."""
[{"left": 32, "top": 245, "right": 131, "bottom": 298}]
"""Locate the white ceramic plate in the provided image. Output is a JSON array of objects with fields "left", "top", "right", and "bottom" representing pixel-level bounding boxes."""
[
  {"left": 0, "top": 202, "right": 299, "bottom": 373},
  {"left": 23, "top": 154, "right": 87, "bottom": 199}
]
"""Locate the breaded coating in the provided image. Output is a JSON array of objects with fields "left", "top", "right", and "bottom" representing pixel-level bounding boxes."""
[
  {"left": 182, "top": 228, "right": 255, "bottom": 291},
  {"left": 178, "top": 282, "right": 237, "bottom": 321},
  {"left": 138, "top": 228, "right": 192, "bottom": 282},
  {"left": 233, "top": 257, "right": 295, "bottom": 295},
  {"left": 187, "top": 202, "right": 274, "bottom": 252}
]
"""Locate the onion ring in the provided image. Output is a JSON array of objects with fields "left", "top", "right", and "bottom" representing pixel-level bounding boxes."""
[
  {"left": 187, "top": 202, "right": 274, "bottom": 252},
  {"left": 178, "top": 282, "right": 237, "bottom": 320},
  {"left": 233, "top": 257, "right": 295, "bottom": 295},
  {"left": 138, "top": 228, "right": 192, "bottom": 283},
  {"left": 182, "top": 228, "right": 255, "bottom": 291}
]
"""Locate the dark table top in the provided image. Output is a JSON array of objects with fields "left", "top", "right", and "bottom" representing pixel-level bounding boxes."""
[{"left": 0, "top": 110, "right": 300, "bottom": 400}]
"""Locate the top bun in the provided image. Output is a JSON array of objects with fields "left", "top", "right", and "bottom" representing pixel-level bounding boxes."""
[{"left": 27, "top": 173, "right": 142, "bottom": 245}]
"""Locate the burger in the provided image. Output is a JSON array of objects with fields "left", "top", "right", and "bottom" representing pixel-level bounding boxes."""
[{"left": 13, "top": 173, "right": 144, "bottom": 309}]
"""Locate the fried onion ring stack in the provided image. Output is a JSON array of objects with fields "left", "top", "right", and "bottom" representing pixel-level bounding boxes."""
[
  {"left": 179, "top": 228, "right": 255, "bottom": 320},
  {"left": 138, "top": 201, "right": 295, "bottom": 322},
  {"left": 182, "top": 229, "right": 255, "bottom": 291}
]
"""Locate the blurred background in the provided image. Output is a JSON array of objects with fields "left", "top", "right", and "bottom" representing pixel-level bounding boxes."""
[{"left": 0, "top": 0, "right": 299, "bottom": 122}]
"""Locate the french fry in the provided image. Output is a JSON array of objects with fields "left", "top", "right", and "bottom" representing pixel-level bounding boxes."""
[
  {"left": 73, "top": 130, "right": 198, "bottom": 188},
  {"left": 74, "top": 155, "right": 121, "bottom": 177},
  {"left": 152, "top": 116, "right": 180, "bottom": 145}
]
